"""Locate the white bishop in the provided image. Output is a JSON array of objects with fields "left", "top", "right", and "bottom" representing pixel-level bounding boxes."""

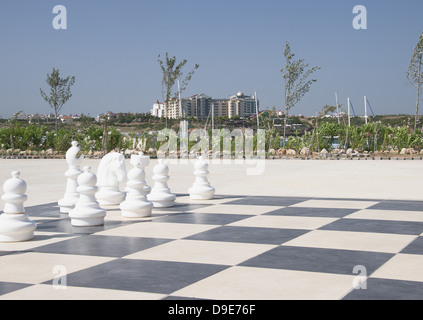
[{"left": 58, "top": 141, "right": 84, "bottom": 213}]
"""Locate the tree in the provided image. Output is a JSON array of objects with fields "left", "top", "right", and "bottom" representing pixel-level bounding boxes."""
[
  {"left": 281, "top": 42, "right": 320, "bottom": 144},
  {"left": 157, "top": 53, "right": 199, "bottom": 127},
  {"left": 7, "top": 110, "right": 23, "bottom": 150},
  {"left": 100, "top": 111, "right": 113, "bottom": 156},
  {"left": 407, "top": 32, "right": 423, "bottom": 130},
  {"left": 40, "top": 67, "right": 76, "bottom": 133}
]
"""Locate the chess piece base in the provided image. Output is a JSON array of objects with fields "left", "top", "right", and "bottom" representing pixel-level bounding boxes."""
[
  {"left": 147, "top": 192, "right": 176, "bottom": 208},
  {"left": 96, "top": 187, "right": 126, "bottom": 206},
  {"left": 69, "top": 203, "right": 106, "bottom": 227},
  {"left": 189, "top": 182, "right": 215, "bottom": 200},
  {"left": 0, "top": 213, "right": 36, "bottom": 242},
  {"left": 58, "top": 193, "right": 79, "bottom": 213},
  {"left": 189, "top": 188, "right": 215, "bottom": 200},
  {"left": 120, "top": 198, "right": 153, "bottom": 218}
]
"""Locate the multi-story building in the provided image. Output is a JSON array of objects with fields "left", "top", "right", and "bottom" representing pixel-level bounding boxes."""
[
  {"left": 150, "top": 100, "right": 166, "bottom": 118},
  {"left": 151, "top": 91, "right": 259, "bottom": 120}
]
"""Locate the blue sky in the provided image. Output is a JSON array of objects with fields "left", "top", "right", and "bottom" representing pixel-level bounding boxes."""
[{"left": 0, "top": 0, "right": 422, "bottom": 118}]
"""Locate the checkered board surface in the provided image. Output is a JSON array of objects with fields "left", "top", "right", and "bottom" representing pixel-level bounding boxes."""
[{"left": 1, "top": 194, "right": 423, "bottom": 300}]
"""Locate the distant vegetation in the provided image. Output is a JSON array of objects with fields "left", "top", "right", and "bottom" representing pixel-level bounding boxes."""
[{"left": 1, "top": 113, "right": 423, "bottom": 157}]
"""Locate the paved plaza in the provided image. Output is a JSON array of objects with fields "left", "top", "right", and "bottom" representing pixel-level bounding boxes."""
[{"left": 0, "top": 158, "right": 423, "bottom": 300}]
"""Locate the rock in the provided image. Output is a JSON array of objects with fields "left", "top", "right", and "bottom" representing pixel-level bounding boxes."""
[
  {"left": 286, "top": 149, "right": 296, "bottom": 156},
  {"left": 300, "top": 147, "right": 309, "bottom": 155},
  {"left": 277, "top": 148, "right": 286, "bottom": 155}
]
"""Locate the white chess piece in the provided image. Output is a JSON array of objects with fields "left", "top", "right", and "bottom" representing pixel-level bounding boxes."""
[
  {"left": 0, "top": 171, "right": 36, "bottom": 242},
  {"left": 147, "top": 159, "right": 176, "bottom": 208},
  {"left": 69, "top": 166, "right": 106, "bottom": 227},
  {"left": 120, "top": 153, "right": 153, "bottom": 218},
  {"left": 96, "top": 152, "right": 127, "bottom": 206},
  {"left": 58, "top": 141, "right": 84, "bottom": 213},
  {"left": 189, "top": 156, "right": 215, "bottom": 200}
]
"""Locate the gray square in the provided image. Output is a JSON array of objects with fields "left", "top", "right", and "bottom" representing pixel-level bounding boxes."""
[
  {"left": 57, "top": 259, "right": 228, "bottom": 294},
  {"left": 265, "top": 207, "right": 357, "bottom": 218},
  {"left": 33, "top": 235, "right": 171, "bottom": 257},
  {"left": 320, "top": 218, "right": 423, "bottom": 235},
  {"left": 401, "top": 236, "right": 423, "bottom": 255},
  {"left": 343, "top": 278, "right": 423, "bottom": 300},
  {"left": 152, "top": 212, "right": 251, "bottom": 225},
  {"left": 225, "top": 196, "right": 311, "bottom": 206},
  {"left": 240, "top": 246, "right": 394, "bottom": 275},
  {"left": 185, "top": 226, "right": 308, "bottom": 245}
]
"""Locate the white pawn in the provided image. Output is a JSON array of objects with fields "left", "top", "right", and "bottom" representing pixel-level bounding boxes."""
[
  {"left": 189, "top": 156, "right": 215, "bottom": 200},
  {"left": 58, "top": 141, "right": 84, "bottom": 213},
  {"left": 69, "top": 166, "right": 106, "bottom": 227},
  {"left": 120, "top": 153, "right": 153, "bottom": 218},
  {"left": 0, "top": 171, "right": 36, "bottom": 242},
  {"left": 147, "top": 159, "right": 176, "bottom": 208}
]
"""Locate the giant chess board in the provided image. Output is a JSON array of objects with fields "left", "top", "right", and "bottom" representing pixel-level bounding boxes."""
[{"left": 0, "top": 194, "right": 423, "bottom": 300}]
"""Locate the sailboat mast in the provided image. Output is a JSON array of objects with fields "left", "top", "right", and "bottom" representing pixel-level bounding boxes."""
[
  {"left": 255, "top": 92, "right": 259, "bottom": 129},
  {"left": 177, "top": 80, "right": 182, "bottom": 118},
  {"left": 335, "top": 92, "right": 340, "bottom": 124},
  {"left": 364, "top": 96, "right": 368, "bottom": 124}
]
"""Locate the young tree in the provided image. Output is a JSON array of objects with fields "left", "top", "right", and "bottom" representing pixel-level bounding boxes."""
[
  {"left": 407, "top": 32, "right": 423, "bottom": 130},
  {"left": 281, "top": 42, "right": 320, "bottom": 144},
  {"left": 157, "top": 53, "right": 199, "bottom": 127},
  {"left": 100, "top": 111, "right": 113, "bottom": 156},
  {"left": 40, "top": 67, "right": 76, "bottom": 133},
  {"left": 7, "top": 110, "right": 23, "bottom": 150}
]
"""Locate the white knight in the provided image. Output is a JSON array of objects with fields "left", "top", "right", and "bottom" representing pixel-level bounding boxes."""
[{"left": 96, "top": 152, "right": 127, "bottom": 206}]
